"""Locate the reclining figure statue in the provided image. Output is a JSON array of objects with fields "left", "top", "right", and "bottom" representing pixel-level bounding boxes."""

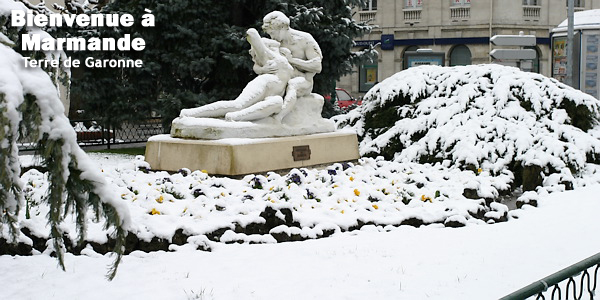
[
  {"left": 171, "top": 11, "right": 335, "bottom": 139},
  {"left": 179, "top": 28, "right": 294, "bottom": 122}
]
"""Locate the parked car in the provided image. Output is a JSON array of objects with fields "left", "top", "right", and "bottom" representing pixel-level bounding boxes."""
[{"left": 325, "top": 88, "right": 362, "bottom": 111}]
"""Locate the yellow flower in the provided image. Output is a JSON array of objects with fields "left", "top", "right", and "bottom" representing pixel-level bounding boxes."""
[
  {"left": 201, "top": 169, "right": 208, "bottom": 174},
  {"left": 151, "top": 208, "right": 161, "bottom": 215},
  {"left": 372, "top": 204, "right": 379, "bottom": 210},
  {"left": 156, "top": 195, "right": 164, "bottom": 203},
  {"left": 421, "top": 195, "right": 432, "bottom": 203},
  {"left": 341, "top": 210, "right": 345, "bottom": 214},
  {"left": 221, "top": 192, "right": 226, "bottom": 197},
  {"left": 349, "top": 176, "right": 355, "bottom": 181},
  {"left": 354, "top": 189, "right": 361, "bottom": 196},
  {"left": 477, "top": 168, "right": 483, "bottom": 174},
  {"left": 269, "top": 186, "right": 274, "bottom": 191}
]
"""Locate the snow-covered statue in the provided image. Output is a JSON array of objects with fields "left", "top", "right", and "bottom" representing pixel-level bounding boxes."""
[
  {"left": 171, "top": 11, "right": 335, "bottom": 139},
  {"left": 180, "top": 28, "right": 293, "bottom": 121},
  {"left": 261, "top": 10, "right": 324, "bottom": 122}
]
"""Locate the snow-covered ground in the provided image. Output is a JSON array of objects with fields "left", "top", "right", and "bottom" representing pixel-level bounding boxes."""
[
  {"left": 3, "top": 2, "right": 599, "bottom": 298},
  {"left": 2, "top": 153, "right": 599, "bottom": 299}
]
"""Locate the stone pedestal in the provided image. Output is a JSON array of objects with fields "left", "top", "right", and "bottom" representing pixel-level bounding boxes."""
[{"left": 145, "top": 131, "right": 360, "bottom": 176}]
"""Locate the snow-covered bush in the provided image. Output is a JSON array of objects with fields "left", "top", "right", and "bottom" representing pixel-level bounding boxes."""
[
  {"left": 336, "top": 64, "right": 600, "bottom": 194},
  {"left": 0, "top": 1, "right": 129, "bottom": 280}
]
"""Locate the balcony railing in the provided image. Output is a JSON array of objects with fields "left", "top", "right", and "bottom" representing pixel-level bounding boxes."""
[
  {"left": 450, "top": 6, "right": 470, "bottom": 20},
  {"left": 523, "top": 5, "right": 541, "bottom": 19},
  {"left": 403, "top": 8, "right": 422, "bottom": 23},
  {"left": 358, "top": 10, "right": 376, "bottom": 23}
]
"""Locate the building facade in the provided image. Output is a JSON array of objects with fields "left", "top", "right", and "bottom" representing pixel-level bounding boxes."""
[{"left": 339, "top": 0, "right": 600, "bottom": 96}]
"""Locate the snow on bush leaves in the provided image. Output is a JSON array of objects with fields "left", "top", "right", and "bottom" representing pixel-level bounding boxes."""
[
  {"left": 336, "top": 64, "right": 600, "bottom": 192},
  {"left": 0, "top": 2, "right": 129, "bottom": 279}
]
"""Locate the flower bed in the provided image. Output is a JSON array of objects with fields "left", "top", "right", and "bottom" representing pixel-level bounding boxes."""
[{"left": 5, "top": 152, "right": 600, "bottom": 255}]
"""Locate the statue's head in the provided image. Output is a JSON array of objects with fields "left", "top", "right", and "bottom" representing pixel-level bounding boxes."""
[{"left": 262, "top": 11, "right": 290, "bottom": 41}]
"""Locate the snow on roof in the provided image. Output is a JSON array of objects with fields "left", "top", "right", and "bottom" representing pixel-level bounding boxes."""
[{"left": 553, "top": 9, "right": 600, "bottom": 32}]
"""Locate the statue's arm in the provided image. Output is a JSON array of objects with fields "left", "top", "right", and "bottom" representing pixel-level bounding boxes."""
[
  {"left": 253, "top": 61, "right": 277, "bottom": 74},
  {"left": 246, "top": 28, "right": 275, "bottom": 67},
  {"left": 288, "top": 40, "right": 323, "bottom": 74},
  {"left": 253, "top": 63, "right": 263, "bottom": 74}
]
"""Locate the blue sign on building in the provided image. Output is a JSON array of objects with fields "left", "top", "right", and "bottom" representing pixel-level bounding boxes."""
[{"left": 381, "top": 34, "right": 394, "bottom": 50}]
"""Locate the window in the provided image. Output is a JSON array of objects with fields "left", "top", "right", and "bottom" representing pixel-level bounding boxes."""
[
  {"left": 336, "top": 90, "right": 353, "bottom": 102},
  {"left": 523, "top": 0, "right": 541, "bottom": 17},
  {"left": 404, "top": 45, "right": 420, "bottom": 53},
  {"left": 362, "top": 0, "right": 377, "bottom": 10},
  {"left": 405, "top": 0, "right": 423, "bottom": 8},
  {"left": 567, "top": 0, "right": 585, "bottom": 7},
  {"left": 451, "top": 0, "right": 471, "bottom": 19},
  {"left": 452, "top": 0, "right": 471, "bottom": 6},
  {"left": 402, "top": 46, "right": 419, "bottom": 69},
  {"left": 359, "top": 60, "right": 378, "bottom": 92},
  {"left": 449, "top": 45, "right": 472, "bottom": 66}
]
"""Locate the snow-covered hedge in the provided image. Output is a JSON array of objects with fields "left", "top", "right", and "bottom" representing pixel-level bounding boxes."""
[{"left": 336, "top": 64, "right": 600, "bottom": 193}]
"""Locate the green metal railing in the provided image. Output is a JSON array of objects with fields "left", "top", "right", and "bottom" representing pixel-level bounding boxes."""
[{"left": 501, "top": 252, "right": 600, "bottom": 300}]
